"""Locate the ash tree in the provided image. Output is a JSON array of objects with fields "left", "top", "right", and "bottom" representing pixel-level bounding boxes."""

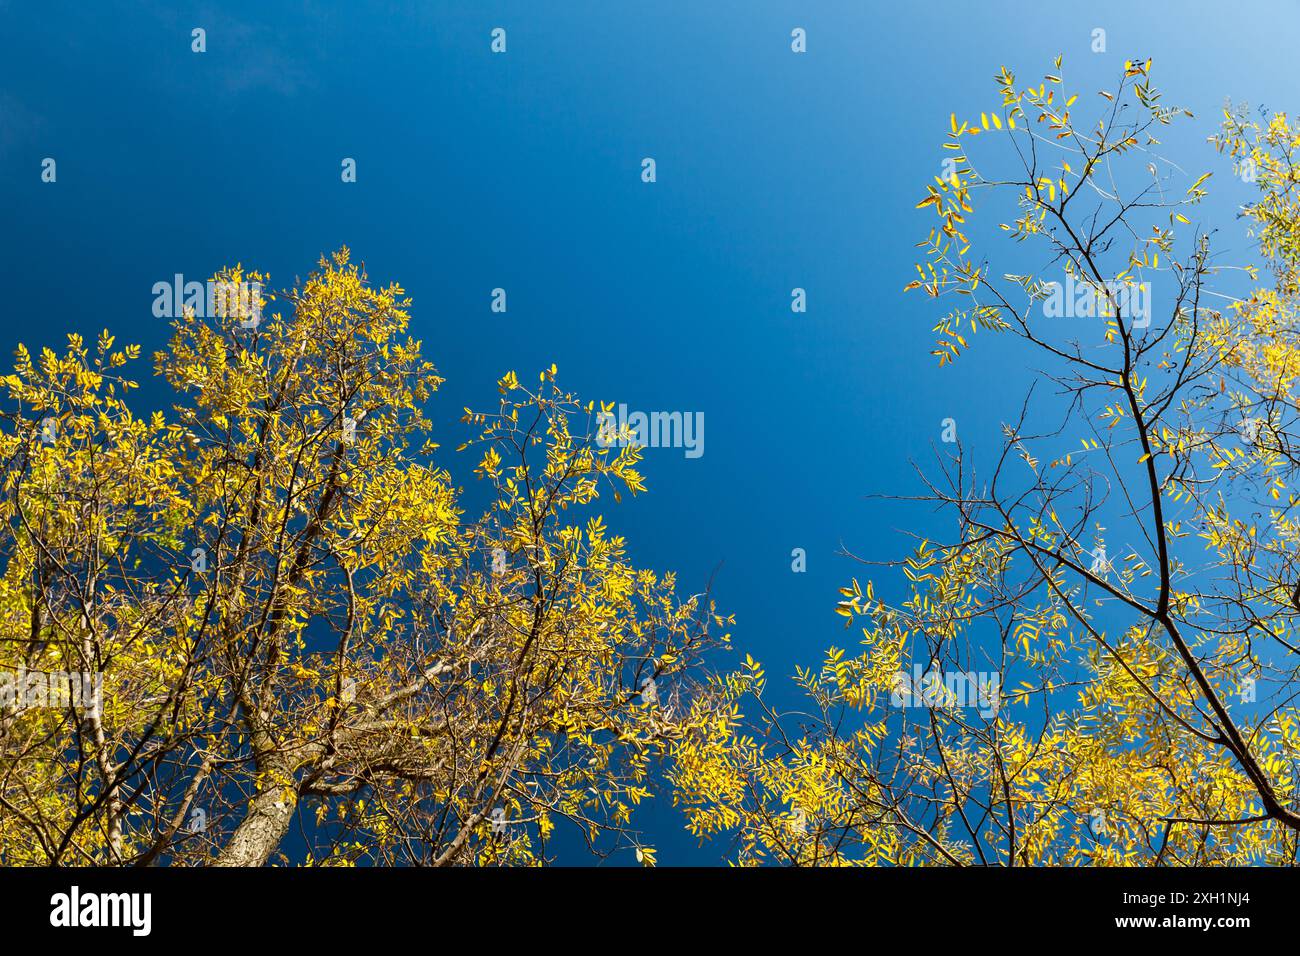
[
  {"left": 671, "top": 60, "right": 1300, "bottom": 866},
  {"left": 0, "top": 249, "right": 732, "bottom": 866}
]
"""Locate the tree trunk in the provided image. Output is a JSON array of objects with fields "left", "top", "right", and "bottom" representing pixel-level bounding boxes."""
[{"left": 213, "top": 779, "right": 296, "bottom": 867}]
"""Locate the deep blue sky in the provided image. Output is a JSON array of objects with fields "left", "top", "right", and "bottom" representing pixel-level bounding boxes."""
[{"left": 3, "top": 1, "right": 1299, "bottom": 863}]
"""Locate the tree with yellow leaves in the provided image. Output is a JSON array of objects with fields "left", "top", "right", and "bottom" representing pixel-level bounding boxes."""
[
  {"left": 671, "top": 60, "right": 1300, "bottom": 865},
  {"left": 0, "top": 248, "right": 731, "bottom": 866}
]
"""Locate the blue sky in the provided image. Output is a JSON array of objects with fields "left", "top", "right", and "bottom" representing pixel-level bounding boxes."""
[{"left": 3, "top": 1, "right": 1299, "bottom": 863}]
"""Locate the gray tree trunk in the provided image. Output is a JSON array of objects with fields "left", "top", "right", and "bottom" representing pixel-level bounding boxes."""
[{"left": 213, "top": 782, "right": 296, "bottom": 867}]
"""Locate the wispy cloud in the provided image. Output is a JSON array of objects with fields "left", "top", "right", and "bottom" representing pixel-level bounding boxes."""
[
  {"left": 149, "top": 1, "right": 314, "bottom": 98},
  {"left": 202, "top": 12, "right": 312, "bottom": 96},
  {"left": 0, "top": 92, "right": 44, "bottom": 159}
]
